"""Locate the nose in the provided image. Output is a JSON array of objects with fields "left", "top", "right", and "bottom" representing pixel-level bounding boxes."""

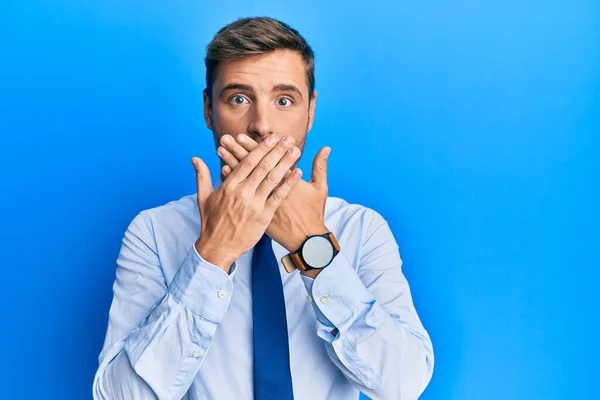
[{"left": 247, "top": 101, "right": 273, "bottom": 141}]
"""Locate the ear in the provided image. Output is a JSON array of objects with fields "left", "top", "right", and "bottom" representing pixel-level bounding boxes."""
[
  {"left": 307, "top": 90, "right": 318, "bottom": 132},
  {"left": 203, "top": 88, "right": 213, "bottom": 130}
]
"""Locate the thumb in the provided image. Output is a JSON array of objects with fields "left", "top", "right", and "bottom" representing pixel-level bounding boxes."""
[
  {"left": 310, "top": 146, "right": 330, "bottom": 189},
  {"left": 191, "top": 157, "right": 214, "bottom": 209}
]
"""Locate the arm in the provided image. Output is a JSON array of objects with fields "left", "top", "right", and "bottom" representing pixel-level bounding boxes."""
[
  {"left": 300, "top": 209, "right": 434, "bottom": 399},
  {"left": 92, "top": 212, "right": 236, "bottom": 400},
  {"left": 93, "top": 136, "right": 302, "bottom": 399}
]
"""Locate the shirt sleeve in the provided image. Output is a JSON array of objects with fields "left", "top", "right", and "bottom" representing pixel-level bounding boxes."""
[
  {"left": 92, "top": 212, "right": 237, "bottom": 400},
  {"left": 300, "top": 209, "right": 434, "bottom": 399}
]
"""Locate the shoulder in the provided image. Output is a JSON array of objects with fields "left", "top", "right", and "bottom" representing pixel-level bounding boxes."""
[{"left": 325, "top": 195, "right": 388, "bottom": 227}]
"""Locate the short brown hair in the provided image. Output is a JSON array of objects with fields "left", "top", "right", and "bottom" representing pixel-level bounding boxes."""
[{"left": 205, "top": 17, "right": 315, "bottom": 102}]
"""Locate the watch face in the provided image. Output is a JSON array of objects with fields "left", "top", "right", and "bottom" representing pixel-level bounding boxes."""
[{"left": 301, "top": 236, "right": 334, "bottom": 269}]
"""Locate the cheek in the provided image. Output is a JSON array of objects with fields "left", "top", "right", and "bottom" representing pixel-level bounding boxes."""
[
  {"left": 212, "top": 104, "right": 248, "bottom": 133},
  {"left": 273, "top": 109, "right": 310, "bottom": 134}
]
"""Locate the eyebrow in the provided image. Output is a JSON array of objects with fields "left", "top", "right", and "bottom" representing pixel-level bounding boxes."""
[
  {"left": 272, "top": 84, "right": 303, "bottom": 100},
  {"left": 220, "top": 83, "right": 303, "bottom": 100},
  {"left": 220, "top": 83, "right": 253, "bottom": 95}
]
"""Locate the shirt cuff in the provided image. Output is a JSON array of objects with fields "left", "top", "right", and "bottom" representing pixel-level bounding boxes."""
[
  {"left": 300, "top": 273, "right": 335, "bottom": 329},
  {"left": 300, "top": 253, "right": 370, "bottom": 334},
  {"left": 168, "top": 244, "right": 237, "bottom": 323}
]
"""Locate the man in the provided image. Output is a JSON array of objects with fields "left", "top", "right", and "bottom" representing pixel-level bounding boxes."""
[{"left": 93, "top": 17, "right": 434, "bottom": 400}]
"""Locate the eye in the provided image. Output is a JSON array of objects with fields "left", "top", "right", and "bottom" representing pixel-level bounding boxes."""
[
  {"left": 277, "top": 97, "right": 294, "bottom": 107},
  {"left": 230, "top": 95, "right": 249, "bottom": 105}
]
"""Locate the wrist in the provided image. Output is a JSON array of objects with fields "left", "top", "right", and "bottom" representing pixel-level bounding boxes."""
[
  {"left": 290, "top": 230, "right": 340, "bottom": 274},
  {"left": 286, "top": 224, "right": 329, "bottom": 253},
  {"left": 195, "top": 237, "right": 236, "bottom": 273}
]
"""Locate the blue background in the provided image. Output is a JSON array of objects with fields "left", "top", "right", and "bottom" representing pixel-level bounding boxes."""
[{"left": 1, "top": 1, "right": 598, "bottom": 399}]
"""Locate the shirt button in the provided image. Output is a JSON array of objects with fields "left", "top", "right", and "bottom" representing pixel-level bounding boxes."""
[
  {"left": 320, "top": 296, "right": 329, "bottom": 304},
  {"left": 192, "top": 350, "right": 201, "bottom": 358},
  {"left": 307, "top": 295, "right": 312, "bottom": 302},
  {"left": 217, "top": 290, "right": 227, "bottom": 299}
]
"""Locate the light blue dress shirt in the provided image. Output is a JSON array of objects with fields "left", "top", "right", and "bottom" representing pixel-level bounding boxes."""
[{"left": 93, "top": 192, "right": 434, "bottom": 400}]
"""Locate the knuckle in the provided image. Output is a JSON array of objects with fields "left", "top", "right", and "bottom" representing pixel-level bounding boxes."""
[
  {"left": 271, "top": 190, "right": 285, "bottom": 202},
  {"left": 242, "top": 156, "right": 257, "bottom": 168},
  {"left": 241, "top": 185, "right": 255, "bottom": 200},
  {"left": 266, "top": 171, "right": 279, "bottom": 184},
  {"left": 222, "top": 182, "right": 235, "bottom": 195},
  {"left": 258, "top": 160, "right": 271, "bottom": 173}
]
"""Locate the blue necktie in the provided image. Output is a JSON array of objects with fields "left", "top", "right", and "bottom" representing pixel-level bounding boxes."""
[{"left": 252, "top": 234, "right": 294, "bottom": 400}]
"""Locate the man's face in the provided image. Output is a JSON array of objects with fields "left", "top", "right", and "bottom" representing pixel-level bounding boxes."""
[{"left": 203, "top": 49, "right": 317, "bottom": 173}]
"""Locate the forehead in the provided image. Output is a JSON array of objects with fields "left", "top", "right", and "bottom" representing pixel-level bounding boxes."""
[{"left": 214, "top": 49, "right": 308, "bottom": 94}]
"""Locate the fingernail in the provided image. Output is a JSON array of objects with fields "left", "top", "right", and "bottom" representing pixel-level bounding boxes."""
[
  {"left": 266, "top": 136, "right": 276, "bottom": 146},
  {"left": 222, "top": 135, "right": 232, "bottom": 144},
  {"left": 290, "top": 146, "right": 299, "bottom": 155},
  {"left": 283, "top": 136, "right": 294, "bottom": 145},
  {"left": 324, "top": 147, "right": 331, "bottom": 157}
]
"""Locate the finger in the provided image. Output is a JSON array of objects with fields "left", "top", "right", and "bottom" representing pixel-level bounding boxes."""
[
  {"left": 265, "top": 168, "right": 302, "bottom": 212},
  {"left": 222, "top": 164, "right": 232, "bottom": 177},
  {"left": 243, "top": 135, "right": 296, "bottom": 189},
  {"left": 271, "top": 167, "right": 296, "bottom": 193},
  {"left": 227, "top": 134, "right": 280, "bottom": 183},
  {"left": 191, "top": 157, "right": 213, "bottom": 209},
  {"left": 268, "top": 167, "right": 293, "bottom": 183},
  {"left": 255, "top": 144, "right": 301, "bottom": 200},
  {"left": 268, "top": 167, "right": 294, "bottom": 194},
  {"left": 236, "top": 134, "right": 260, "bottom": 152},
  {"left": 217, "top": 146, "right": 240, "bottom": 169},
  {"left": 310, "top": 146, "right": 331, "bottom": 189},
  {"left": 220, "top": 134, "right": 249, "bottom": 163}
]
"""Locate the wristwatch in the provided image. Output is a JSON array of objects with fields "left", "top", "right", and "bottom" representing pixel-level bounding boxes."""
[{"left": 281, "top": 232, "right": 340, "bottom": 273}]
